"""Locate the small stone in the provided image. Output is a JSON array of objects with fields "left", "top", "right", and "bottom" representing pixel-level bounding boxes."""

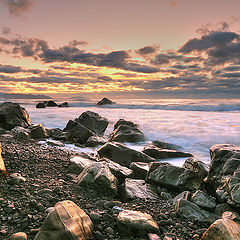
[
  {"left": 10, "top": 232, "right": 27, "bottom": 240},
  {"left": 160, "top": 192, "right": 172, "bottom": 200},
  {"left": 90, "top": 211, "right": 101, "bottom": 221},
  {"left": 94, "top": 231, "right": 104, "bottom": 240},
  {"left": 105, "top": 227, "right": 115, "bottom": 235},
  {"left": 148, "top": 233, "right": 161, "bottom": 240}
]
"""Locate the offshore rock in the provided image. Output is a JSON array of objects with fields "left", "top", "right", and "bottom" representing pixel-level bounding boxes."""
[
  {"left": 36, "top": 102, "right": 46, "bottom": 108},
  {"left": 97, "top": 97, "right": 115, "bottom": 106}
]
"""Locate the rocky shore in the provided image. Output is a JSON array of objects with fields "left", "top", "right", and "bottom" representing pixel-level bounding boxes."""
[{"left": 0, "top": 102, "right": 239, "bottom": 240}]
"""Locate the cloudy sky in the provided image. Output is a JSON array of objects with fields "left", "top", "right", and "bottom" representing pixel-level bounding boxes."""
[{"left": 0, "top": 0, "right": 240, "bottom": 98}]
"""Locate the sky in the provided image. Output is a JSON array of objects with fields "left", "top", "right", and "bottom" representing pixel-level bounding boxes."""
[{"left": 0, "top": 0, "right": 240, "bottom": 98}]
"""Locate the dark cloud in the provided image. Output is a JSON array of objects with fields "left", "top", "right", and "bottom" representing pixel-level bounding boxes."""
[
  {"left": 123, "top": 63, "right": 160, "bottom": 73},
  {"left": 136, "top": 45, "right": 158, "bottom": 55},
  {"left": 196, "top": 22, "right": 230, "bottom": 35},
  {"left": 150, "top": 54, "right": 170, "bottom": 65},
  {"left": 179, "top": 31, "right": 239, "bottom": 53},
  {"left": 0, "top": 64, "right": 40, "bottom": 74},
  {"left": 1, "top": 0, "right": 33, "bottom": 16}
]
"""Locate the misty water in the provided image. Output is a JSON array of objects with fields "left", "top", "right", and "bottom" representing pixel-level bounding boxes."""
[{"left": 15, "top": 98, "right": 240, "bottom": 167}]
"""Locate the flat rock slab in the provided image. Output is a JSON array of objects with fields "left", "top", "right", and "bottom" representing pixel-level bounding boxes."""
[
  {"left": 175, "top": 199, "right": 219, "bottom": 224},
  {"left": 120, "top": 178, "right": 159, "bottom": 201},
  {"left": 130, "top": 162, "right": 149, "bottom": 179},
  {"left": 143, "top": 145, "right": 193, "bottom": 159},
  {"left": 191, "top": 190, "right": 216, "bottom": 210},
  {"left": 117, "top": 210, "right": 159, "bottom": 236},
  {"left": 98, "top": 142, "right": 155, "bottom": 167},
  {"left": 147, "top": 162, "right": 203, "bottom": 191}
]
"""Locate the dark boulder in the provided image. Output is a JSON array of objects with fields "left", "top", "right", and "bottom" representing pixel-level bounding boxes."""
[
  {"left": 97, "top": 142, "right": 155, "bottom": 167},
  {"left": 30, "top": 124, "right": 49, "bottom": 139},
  {"left": 85, "top": 135, "right": 108, "bottom": 147},
  {"left": 97, "top": 97, "right": 115, "bottom": 106},
  {"left": 36, "top": 102, "right": 46, "bottom": 108},
  {"left": 0, "top": 102, "right": 31, "bottom": 130},
  {"left": 147, "top": 162, "right": 204, "bottom": 191},
  {"left": 130, "top": 162, "right": 149, "bottom": 180},
  {"left": 143, "top": 145, "right": 193, "bottom": 159},
  {"left": 74, "top": 111, "right": 108, "bottom": 136},
  {"left": 152, "top": 140, "right": 182, "bottom": 150},
  {"left": 45, "top": 100, "right": 58, "bottom": 107},
  {"left": 110, "top": 119, "right": 145, "bottom": 143},
  {"left": 58, "top": 102, "right": 70, "bottom": 107}
]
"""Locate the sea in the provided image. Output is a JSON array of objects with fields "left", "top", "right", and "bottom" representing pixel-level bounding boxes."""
[{"left": 2, "top": 97, "right": 240, "bottom": 167}]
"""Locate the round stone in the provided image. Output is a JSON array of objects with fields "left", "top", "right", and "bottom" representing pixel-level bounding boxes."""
[{"left": 10, "top": 232, "right": 27, "bottom": 240}]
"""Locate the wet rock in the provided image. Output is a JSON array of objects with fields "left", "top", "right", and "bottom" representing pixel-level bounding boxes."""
[
  {"left": 172, "top": 191, "right": 191, "bottom": 206},
  {"left": 64, "top": 120, "right": 94, "bottom": 143},
  {"left": 175, "top": 199, "right": 219, "bottom": 223},
  {"left": 48, "top": 128, "right": 68, "bottom": 141},
  {"left": 0, "top": 102, "right": 31, "bottom": 130},
  {"left": 100, "top": 158, "right": 133, "bottom": 184},
  {"left": 143, "top": 145, "right": 193, "bottom": 159},
  {"left": 152, "top": 140, "right": 182, "bottom": 150},
  {"left": 147, "top": 162, "right": 204, "bottom": 191},
  {"left": 30, "top": 124, "right": 48, "bottom": 139},
  {"left": 201, "top": 215, "right": 240, "bottom": 240},
  {"left": 120, "top": 178, "right": 159, "bottom": 201},
  {"left": 110, "top": 119, "right": 145, "bottom": 143},
  {"left": 97, "top": 97, "right": 115, "bottom": 106},
  {"left": 130, "top": 162, "right": 149, "bottom": 179},
  {"left": 36, "top": 102, "right": 46, "bottom": 108},
  {"left": 10, "top": 232, "right": 27, "bottom": 240},
  {"left": 74, "top": 111, "right": 108, "bottom": 136},
  {"left": 183, "top": 157, "right": 208, "bottom": 178},
  {"left": 98, "top": 142, "right": 155, "bottom": 168},
  {"left": 34, "top": 200, "right": 93, "bottom": 240},
  {"left": 117, "top": 210, "right": 159, "bottom": 236},
  {"left": 214, "top": 203, "right": 236, "bottom": 217},
  {"left": 58, "top": 102, "right": 69, "bottom": 107},
  {"left": 68, "top": 156, "right": 94, "bottom": 174},
  {"left": 206, "top": 144, "right": 240, "bottom": 208},
  {"left": 191, "top": 190, "right": 216, "bottom": 210},
  {"left": 86, "top": 135, "right": 108, "bottom": 147},
  {"left": 77, "top": 162, "right": 118, "bottom": 196},
  {"left": 45, "top": 100, "right": 58, "bottom": 107}
]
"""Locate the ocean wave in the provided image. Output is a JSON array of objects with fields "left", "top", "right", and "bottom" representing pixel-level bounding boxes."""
[{"left": 70, "top": 102, "right": 240, "bottom": 112}]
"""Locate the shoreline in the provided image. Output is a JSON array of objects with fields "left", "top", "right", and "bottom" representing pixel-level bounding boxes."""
[{"left": 0, "top": 135, "right": 206, "bottom": 240}]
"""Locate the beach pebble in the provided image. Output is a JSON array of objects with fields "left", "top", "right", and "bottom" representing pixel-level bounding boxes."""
[{"left": 10, "top": 232, "right": 27, "bottom": 240}]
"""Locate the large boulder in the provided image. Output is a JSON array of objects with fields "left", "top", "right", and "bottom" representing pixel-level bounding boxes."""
[
  {"left": 117, "top": 210, "right": 159, "bottom": 236},
  {"left": 120, "top": 178, "right": 159, "bottom": 201},
  {"left": 77, "top": 162, "right": 118, "bottom": 196},
  {"left": 68, "top": 156, "right": 94, "bottom": 174},
  {"left": 97, "top": 97, "right": 115, "bottom": 106},
  {"left": 64, "top": 120, "right": 94, "bottom": 144},
  {"left": 147, "top": 162, "right": 204, "bottom": 191},
  {"left": 110, "top": 119, "right": 145, "bottom": 143},
  {"left": 152, "top": 140, "right": 182, "bottom": 150},
  {"left": 0, "top": 102, "right": 31, "bottom": 130},
  {"left": 48, "top": 128, "right": 68, "bottom": 141},
  {"left": 201, "top": 212, "right": 240, "bottom": 240},
  {"left": 34, "top": 200, "right": 93, "bottom": 240},
  {"left": 97, "top": 142, "right": 155, "bottom": 167},
  {"left": 58, "top": 102, "right": 70, "bottom": 107},
  {"left": 85, "top": 135, "right": 108, "bottom": 147},
  {"left": 206, "top": 144, "right": 240, "bottom": 208},
  {"left": 191, "top": 190, "right": 216, "bottom": 211},
  {"left": 130, "top": 162, "right": 149, "bottom": 179},
  {"left": 74, "top": 111, "right": 108, "bottom": 136},
  {"left": 175, "top": 199, "right": 219, "bottom": 224},
  {"left": 30, "top": 124, "right": 49, "bottom": 139},
  {"left": 143, "top": 145, "right": 193, "bottom": 159},
  {"left": 100, "top": 158, "right": 133, "bottom": 184}
]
